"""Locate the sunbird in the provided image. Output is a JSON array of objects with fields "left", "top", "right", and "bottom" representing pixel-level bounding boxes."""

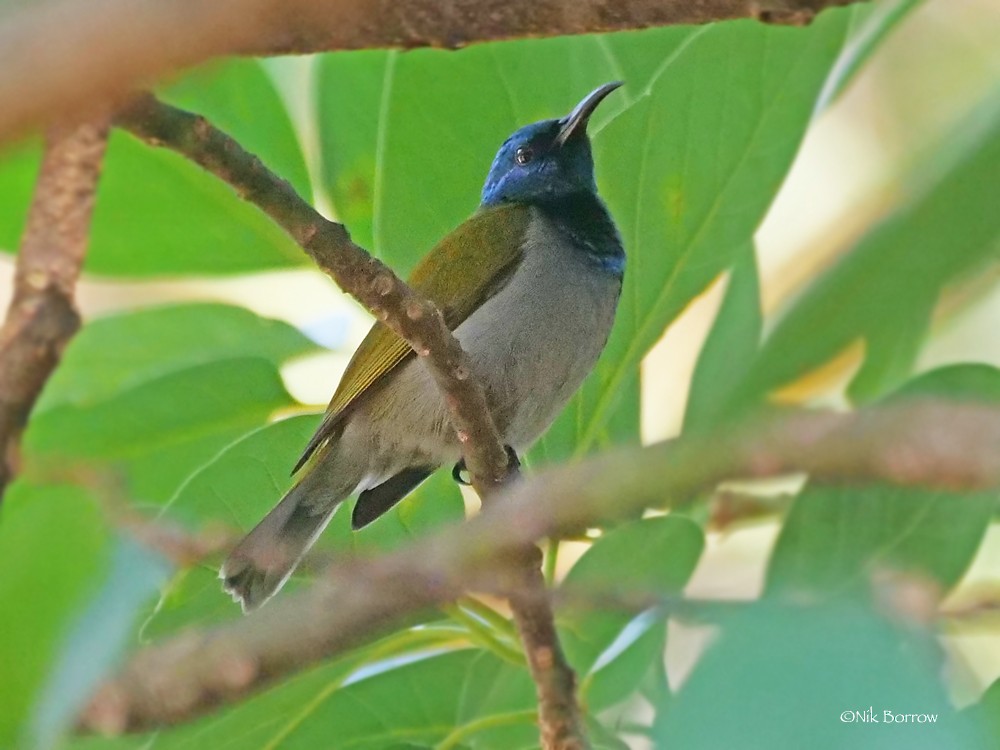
[{"left": 223, "top": 82, "right": 625, "bottom": 611}]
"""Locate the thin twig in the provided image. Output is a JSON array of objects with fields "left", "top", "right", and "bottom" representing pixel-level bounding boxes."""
[
  {"left": 0, "top": 0, "right": 865, "bottom": 145},
  {"left": 0, "top": 119, "right": 109, "bottom": 499},
  {"left": 78, "top": 400, "right": 1000, "bottom": 733},
  {"left": 116, "top": 94, "right": 585, "bottom": 747}
]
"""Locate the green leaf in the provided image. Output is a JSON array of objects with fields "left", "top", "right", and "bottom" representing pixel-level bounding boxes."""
[
  {"left": 24, "top": 357, "right": 295, "bottom": 503},
  {"left": 560, "top": 516, "right": 703, "bottom": 709},
  {"left": 72, "top": 649, "right": 532, "bottom": 750},
  {"left": 557, "top": 10, "right": 852, "bottom": 458},
  {"left": 0, "top": 484, "right": 109, "bottom": 749},
  {"left": 87, "top": 131, "right": 305, "bottom": 276},
  {"left": 584, "top": 612, "right": 666, "bottom": 711},
  {"left": 0, "top": 60, "right": 311, "bottom": 276},
  {"left": 28, "top": 538, "right": 170, "bottom": 750},
  {"left": 316, "top": 50, "right": 395, "bottom": 252},
  {"left": 683, "top": 243, "right": 762, "bottom": 432},
  {"left": 736, "top": 86, "right": 1000, "bottom": 406},
  {"left": 160, "top": 58, "right": 313, "bottom": 200},
  {"left": 0, "top": 138, "right": 41, "bottom": 253},
  {"left": 164, "top": 414, "right": 321, "bottom": 529},
  {"left": 961, "top": 677, "right": 1000, "bottom": 744},
  {"left": 766, "top": 364, "right": 1000, "bottom": 599},
  {"left": 657, "top": 602, "right": 986, "bottom": 749},
  {"left": 37, "top": 303, "right": 317, "bottom": 412}
]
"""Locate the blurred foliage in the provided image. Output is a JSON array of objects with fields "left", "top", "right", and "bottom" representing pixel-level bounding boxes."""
[{"left": 2, "top": 2, "right": 1000, "bottom": 748}]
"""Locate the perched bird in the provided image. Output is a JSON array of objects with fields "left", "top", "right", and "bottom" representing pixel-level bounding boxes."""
[{"left": 222, "top": 82, "right": 626, "bottom": 611}]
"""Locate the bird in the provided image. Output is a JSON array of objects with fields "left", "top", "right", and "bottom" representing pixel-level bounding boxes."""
[{"left": 222, "top": 81, "right": 626, "bottom": 611}]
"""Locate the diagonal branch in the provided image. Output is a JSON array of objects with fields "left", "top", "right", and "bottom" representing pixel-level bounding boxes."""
[
  {"left": 78, "top": 400, "right": 1000, "bottom": 733},
  {"left": 115, "top": 94, "right": 585, "bottom": 748},
  {"left": 0, "top": 0, "right": 867, "bottom": 145},
  {"left": 0, "top": 119, "right": 109, "bottom": 499}
]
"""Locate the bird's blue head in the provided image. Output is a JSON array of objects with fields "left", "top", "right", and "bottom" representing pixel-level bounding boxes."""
[{"left": 481, "top": 82, "right": 622, "bottom": 207}]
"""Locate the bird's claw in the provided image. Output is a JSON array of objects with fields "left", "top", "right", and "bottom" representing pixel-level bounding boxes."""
[{"left": 452, "top": 445, "right": 520, "bottom": 486}]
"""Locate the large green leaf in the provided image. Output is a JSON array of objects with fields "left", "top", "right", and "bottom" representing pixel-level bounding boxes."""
[
  {"left": 0, "top": 138, "right": 39, "bottom": 253},
  {"left": 736, "top": 86, "right": 1000, "bottom": 406},
  {"left": 559, "top": 516, "right": 703, "bottom": 710},
  {"left": 71, "top": 649, "right": 534, "bottom": 750},
  {"left": 657, "top": 602, "right": 986, "bottom": 749},
  {"left": 24, "top": 357, "right": 295, "bottom": 504},
  {"left": 160, "top": 58, "right": 312, "bottom": 201},
  {"left": 766, "top": 365, "right": 1000, "bottom": 599},
  {"left": 28, "top": 539, "right": 169, "bottom": 750},
  {"left": 37, "top": 303, "right": 317, "bottom": 412},
  {"left": 0, "top": 60, "right": 310, "bottom": 276},
  {"left": 683, "top": 243, "right": 762, "bottom": 432},
  {"left": 0, "top": 484, "right": 109, "bottom": 749},
  {"left": 556, "top": 10, "right": 852, "bottom": 459}
]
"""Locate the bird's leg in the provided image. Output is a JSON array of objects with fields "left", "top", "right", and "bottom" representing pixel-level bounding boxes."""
[{"left": 452, "top": 445, "right": 521, "bottom": 486}]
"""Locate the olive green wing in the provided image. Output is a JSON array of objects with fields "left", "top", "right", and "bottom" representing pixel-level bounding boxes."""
[{"left": 292, "top": 203, "right": 531, "bottom": 473}]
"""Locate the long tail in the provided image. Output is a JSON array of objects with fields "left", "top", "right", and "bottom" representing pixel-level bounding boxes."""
[{"left": 221, "top": 459, "right": 357, "bottom": 611}]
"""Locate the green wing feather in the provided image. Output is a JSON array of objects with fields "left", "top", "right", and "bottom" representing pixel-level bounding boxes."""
[{"left": 293, "top": 203, "right": 531, "bottom": 473}]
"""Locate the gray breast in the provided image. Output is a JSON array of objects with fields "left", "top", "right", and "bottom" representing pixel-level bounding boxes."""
[
  {"left": 454, "top": 209, "right": 621, "bottom": 449},
  {"left": 355, "top": 208, "right": 621, "bottom": 484}
]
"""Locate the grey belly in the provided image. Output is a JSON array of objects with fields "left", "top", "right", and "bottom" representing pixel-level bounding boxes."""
[{"left": 349, "top": 214, "right": 621, "bottom": 487}]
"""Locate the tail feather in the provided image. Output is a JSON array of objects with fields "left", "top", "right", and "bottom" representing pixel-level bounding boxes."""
[{"left": 221, "top": 481, "right": 342, "bottom": 612}]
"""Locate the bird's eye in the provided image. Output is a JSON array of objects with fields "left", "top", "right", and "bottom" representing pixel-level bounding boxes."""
[{"left": 514, "top": 146, "right": 534, "bottom": 166}]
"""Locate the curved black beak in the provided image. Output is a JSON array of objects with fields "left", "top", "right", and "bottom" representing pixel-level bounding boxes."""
[{"left": 555, "top": 81, "right": 623, "bottom": 147}]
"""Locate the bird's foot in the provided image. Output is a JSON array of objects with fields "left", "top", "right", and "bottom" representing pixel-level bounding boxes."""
[
  {"left": 451, "top": 445, "right": 521, "bottom": 486},
  {"left": 452, "top": 459, "right": 470, "bottom": 486}
]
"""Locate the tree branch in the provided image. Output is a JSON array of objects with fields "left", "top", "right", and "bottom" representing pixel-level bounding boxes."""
[
  {"left": 79, "top": 400, "right": 1000, "bottom": 733},
  {"left": 116, "top": 94, "right": 586, "bottom": 748},
  {"left": 0, "top": 0, "right": 866, "bottom": 145},
  {"left": 0, "top": 119, "right": 109, "bottom": 499}
]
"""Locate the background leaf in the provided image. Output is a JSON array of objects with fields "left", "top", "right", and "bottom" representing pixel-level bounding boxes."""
[
  {"left": 683, "top": 243, "right": 762, "bottom": 432},
  {"left": 735, "top": 87, "right": 1000, "bottom": 407},
  {"left": 0, "top": 485, "right": 109, "bottom": 749},
  {"left": 560, "top": 516, "right": 703, "bottom": 709},
  {"left": 28, "top": 539, "right": 170, "bottom": 750},
  {"left": 25, "top": 357, "right": 296, "bottom": 504},
  {"left": 766, "top": 364, "right": 1000, "bottom": 599},
  {"left": 37, "top": 303, "right": 317, "bottom": 412},
  {"left": 0, "top": 61, "right": 310, "bottom": 276},
  {"left": 657, "top": 602, "right": 986, "bottom": 749}
]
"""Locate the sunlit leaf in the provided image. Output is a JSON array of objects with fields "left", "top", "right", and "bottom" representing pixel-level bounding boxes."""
[{"left": 736, "top": 88, "right": 1000, "bottom": 406}]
